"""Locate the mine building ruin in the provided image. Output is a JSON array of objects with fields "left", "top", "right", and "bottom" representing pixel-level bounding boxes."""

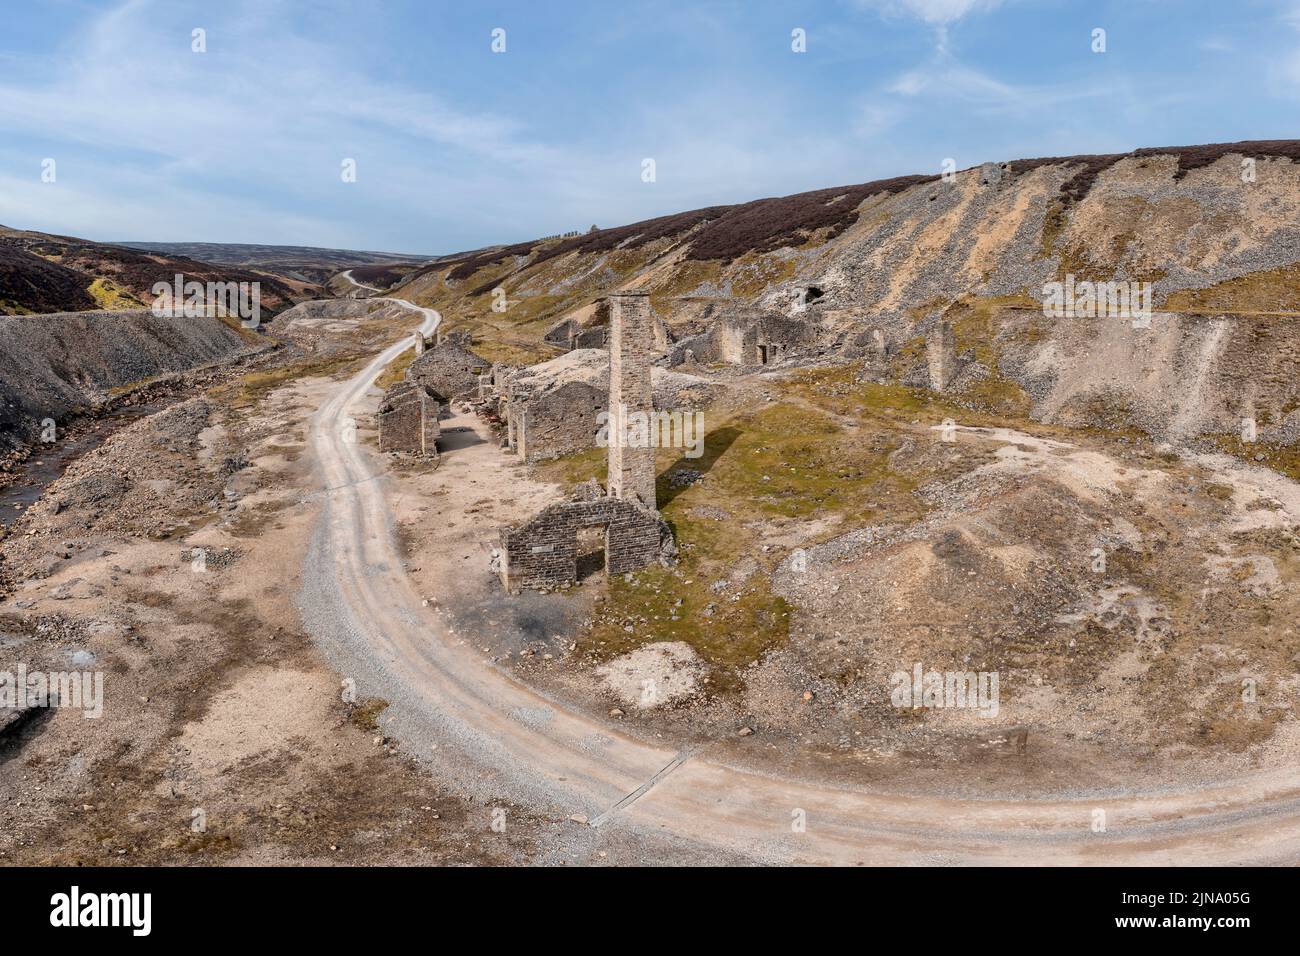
[
  {"left": 499, "top": 291, "right": 674, "bottom": 591},
  {"left": 668, "top": 310, "right": 820, "bottom": 367},
  {"left": 378, "top": 381, "right": 442, "bottom": 458},
  {"left": 407, "top": 336, "right": 491, "bottom": 400}
]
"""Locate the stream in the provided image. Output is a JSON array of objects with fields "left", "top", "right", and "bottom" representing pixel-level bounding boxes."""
[{"left": 0, "top": 404, "right": 161, "bottom": 529}]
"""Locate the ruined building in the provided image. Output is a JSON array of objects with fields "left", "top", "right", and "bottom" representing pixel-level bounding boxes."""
[
  {"left": 499, "top": 291, "right": 674, "bottom": 591},
  {"left": 543, "top": 297, "right": 672, "bottom": 353},
  {"left": 378, "top": 381, "right": 441, "bottom": 457},
  {"left": 668, "top": 309, "right": 820, "bottom": 367},
  {"left": 493, "top": 347, "right": 715, "bottom": 464},
  {"left": 927, "top": 320, "right": 958, "bottom": 392},
  {"left": 605, "top": 292, "right": 657, "bottom": 509},
  {"left": 407, "top": 337, "right": 490, "bottom": 401},
  {"left": 507, "top": 379, "right": 605, "bottom": 463}
]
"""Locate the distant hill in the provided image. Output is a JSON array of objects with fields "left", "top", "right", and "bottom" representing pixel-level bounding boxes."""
[
  {"left": 114, "top": 241, "right": 434, "bottom": 287},
  {"left": 394, "top": 138, "right": 1300, "bottom": 444},
  {"left": 398, "top": 139, "right": 1300, "bottom": 331},
  {"left": 0, "top": 226, "right": 303, "bottom": 316}
]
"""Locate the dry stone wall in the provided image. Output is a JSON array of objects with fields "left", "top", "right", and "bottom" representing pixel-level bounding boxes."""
[
  {"left": 499, "top": 495, "right": 671, "bottom": 591},
  {"left": 378, "top": 381, "right": 440, "bottom": 457}
]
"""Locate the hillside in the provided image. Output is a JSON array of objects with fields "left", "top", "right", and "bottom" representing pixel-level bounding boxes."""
[
  {"left": 115, "top": 240, "right": 433, "bottom": 287},
  {"left": 393, "top": 139, "right": 1300, "bottom": 443},
  {"left": 389, "top": 139, "right": 1300, "bottom": 773},
  {"left": 0, "top": 227, "right": 304, "bottom": 316},
  {"left": 0, "top": 309, "right": 255, "bottom": 454}
]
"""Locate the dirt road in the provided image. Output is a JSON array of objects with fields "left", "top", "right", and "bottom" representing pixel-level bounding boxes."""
[
  {"left": 298, "top": 305, "right": 1300, "bottom": 865},
  {"left": 338, "top": 270, "right": 382, "bottom": 295}
]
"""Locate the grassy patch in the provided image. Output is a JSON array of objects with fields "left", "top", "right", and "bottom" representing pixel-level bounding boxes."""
[
  {"left": 348, "top": 697, "right": 390, "bottom": 733},
  {"left": 211, "top": 351, "right": 368, "bottom": 409},
  {"left": 1211, "top": 433, "right": 1300, "bottom": 481},
  {"left": 727, "top": 254, "right": 799, "bottom": 301},
  {"left": 584, "top": 563, "right": 792, "bottom": 690},
  {"left": 563, "top": 393, "right": 948, "bottom": 683},
  {"left": 469, "top": 337, "right": 554, "bottom": 366},
  {"left": 375, "top": 350, "right": 416, "bottom": 391},
  {"left": 1164, "top": 263, "right": 1300, "bottom": 314},
  {"left": 87, "top": 277, "right": 144, "bottom": 309}
]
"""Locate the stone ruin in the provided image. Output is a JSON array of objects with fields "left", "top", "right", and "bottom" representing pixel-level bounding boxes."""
[
  {"left": 543, "top": 298, "right": 672, "bottom": 354},
  {"left": 499, "top": 291, "right": 674, "bottom": 591},
  {"left": 605, "top": 292, "right": 657, "bottom": 509},
  {"left": 437, "top": 328, "right": 474, "bottom": 347},
  {"left": 667, "top": 308, "right": 819, "bottom": 368},
  {"left": 927, "top": 320, "right": 958, "bottom": 392},
  {"left": 407, "top": 335, "right": 491, "bottom": 400},
  {"left": 507, "top": 379, "right": 605, "bottom": 463},
  {"left": 544, "top": 315, "right": 608, "bottom": 351},
  {"left": 498, "top": 481, "right": 671, "bottom": 591},
  {"left": 378, "top": 381, "right": 441, "bottom": 457},
  {"left": 376, "top": 331, "right": 473, "bottom": 459},
  {"left": 854, "top": 327, "right": 894, "bottom": 382}
]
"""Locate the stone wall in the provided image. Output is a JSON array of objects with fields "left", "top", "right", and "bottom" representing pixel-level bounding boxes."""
[
  {"left": 927, "top": 320, "right": 957, "bottom": 392},
  {"left": 499, "top": 494, "right": 672, "bottom": 590},
  {"left": 607, "top": 292, "right": 658, "bottom": 510},
  {"left": 378, "top": 381, "right": 440, "bottom": 457},
  {"left": 517, "top": 379, "right": 605, "bottom": 463},
  {"left": 543, "top": 317, "right": 578, "bottom": 349},
  {"left": 667, "top": 311, "right": 819, "bottom": 367},
  {"left": 407, "top": 339, "right": 490, "bottom": 400},
  {"left": 543, "top": 299, "right": 669, "bottom": 354}
]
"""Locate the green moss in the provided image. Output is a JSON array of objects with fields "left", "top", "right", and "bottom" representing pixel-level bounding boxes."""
[
  {"left": 1212, "top": 434, "right": 1300, "bottom": 482},
  {"left": 562, "top": 396, "right": 939, "bottom": 683},
  {"left": 87, "top": 278, "right": 144, "bottom": 310},
  {"left": 349, "top": 697, "right": 390, "bottom": 732},
  {"left": 212, "top": 351, "right": 369, "bottom": 409}
]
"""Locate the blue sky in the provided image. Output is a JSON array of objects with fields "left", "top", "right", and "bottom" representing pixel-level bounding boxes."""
[{"left": 0, "top": 0, "right": 1295, "bottom": 254}]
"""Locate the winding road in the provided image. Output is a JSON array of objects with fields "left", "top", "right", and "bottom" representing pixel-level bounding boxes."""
[
  {"left": 338, "top": 269, "right": 383, "bottom": 296},
  {"left": 299, "top": 300, "right": 1300, "bottom": 865}
]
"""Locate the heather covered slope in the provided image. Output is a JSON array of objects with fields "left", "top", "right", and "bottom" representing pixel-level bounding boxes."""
[
  {"left": 0, "top": 226, "right": 303, "bottom": 315},
  {"left": 397, "top": 140, "right": 1300, "bottom": 325},
  {"left": 394, "top": 140, "right": 1300, "bottom": 442},
  {"left": 116, "top": 240, "right": 431, "bottom": 288}
]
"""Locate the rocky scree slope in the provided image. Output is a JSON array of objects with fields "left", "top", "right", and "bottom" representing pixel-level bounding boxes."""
[{"left": 395, "top": 140, "right": 1300, "bottom": 444}]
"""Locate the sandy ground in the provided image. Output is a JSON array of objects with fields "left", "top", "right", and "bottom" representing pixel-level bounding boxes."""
[
  {"left": 5, "top": 298, "right": 1298, "bottom": 866},
  {"left": 289, "top": 328, "right": 1300, "bottom": 864},
  {"left": 0, "top": 310, "right": 544, "bottom": 865}
]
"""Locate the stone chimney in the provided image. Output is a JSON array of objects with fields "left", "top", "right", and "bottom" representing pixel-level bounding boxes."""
[
  {"left": 927, "top": 320, "right": 957, "bottom": 392},
  {"left": 606, "top": 291, "right": 657, "bottom": 511}
]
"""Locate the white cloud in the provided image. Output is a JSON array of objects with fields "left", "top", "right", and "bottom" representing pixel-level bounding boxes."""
[
  {"left": 857, "top": 0, "right": 1005, "bottom": 25},
  {"left": 0, "top": 0, "right": 952, "bottom": 249},
  {"left": 0, "top": 0, "right": 590, "bottom": 247}
]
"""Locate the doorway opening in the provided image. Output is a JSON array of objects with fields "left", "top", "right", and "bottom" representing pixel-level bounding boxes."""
[{"left": 575, "top": 525, "right": 607, "bottom": 581}]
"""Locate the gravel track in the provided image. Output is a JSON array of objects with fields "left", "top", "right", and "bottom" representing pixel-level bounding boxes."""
[{"left": 296, "top": 299, "right": 1300, "bottom": 865}]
